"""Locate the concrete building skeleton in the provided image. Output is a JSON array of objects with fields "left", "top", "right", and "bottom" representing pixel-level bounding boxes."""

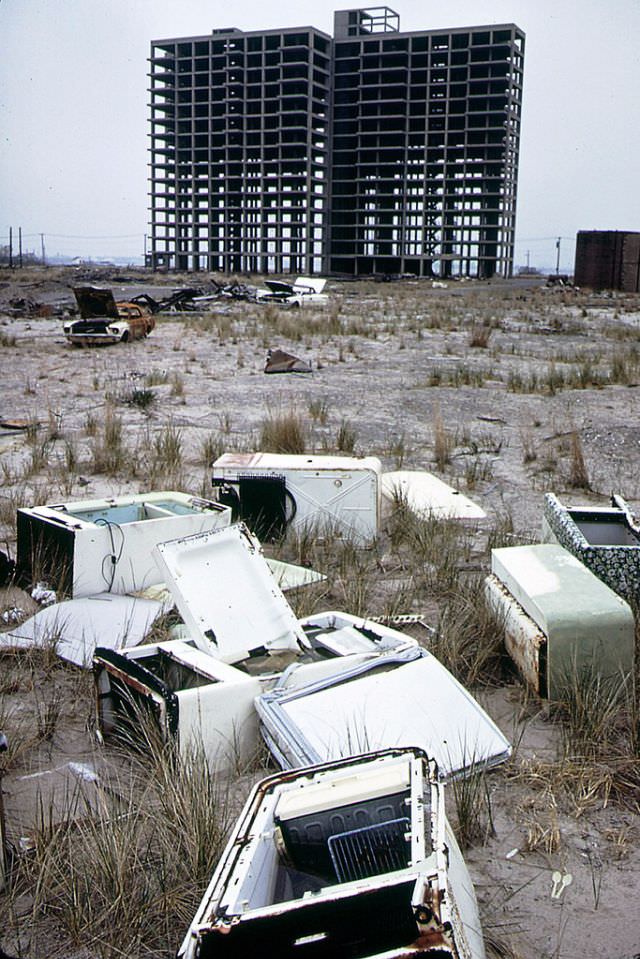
[{"left": 148, "top": 7, "right": 525, "bottom": 278}]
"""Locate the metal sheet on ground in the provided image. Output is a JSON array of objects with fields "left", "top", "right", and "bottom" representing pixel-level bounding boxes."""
[
  {"left": 381, "top": 470, "right": 486, "bottom": 520},
  {"left": 0, "top": 593, "right": 164, "bottom": 667},
  {"left": 257, "top": 650, "right": 511, "bottom": 780}
]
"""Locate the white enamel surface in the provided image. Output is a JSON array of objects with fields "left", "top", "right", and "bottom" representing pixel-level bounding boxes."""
[
  {"left": 212, "top": 453, "right": 382, "bottom": 545},
  {"left": 2, "top": 593, "right": 163, "bottom": 667},
  {"left": 258, "top": 653, "right": 511, "bottom": 779},
  {"left": 265, "top": 558, "right": 326, "bottom": 590},
  {"left": 381, "top": 470, "right": 486, "bottom": 520},
  {"left": 19, "top": 492, "right": 231, "bottom": 598},
  {"left": 154, "top": 523, "right": 305, "bottom": 663}
]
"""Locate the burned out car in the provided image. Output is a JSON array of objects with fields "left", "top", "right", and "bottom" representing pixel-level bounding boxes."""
[{"left": 63, "top": 287, "right": 155, "bottom": 346}]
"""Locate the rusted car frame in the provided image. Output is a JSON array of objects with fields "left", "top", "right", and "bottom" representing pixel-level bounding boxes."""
[{"left": 63, "top": 287, "right": 155, "bottom": 346}]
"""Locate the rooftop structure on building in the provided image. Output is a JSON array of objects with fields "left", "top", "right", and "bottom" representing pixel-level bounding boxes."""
[{"left": 148, "top": 8, "right": 525, "bottom": 278}]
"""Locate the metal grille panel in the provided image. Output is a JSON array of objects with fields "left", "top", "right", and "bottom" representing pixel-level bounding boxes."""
[{"left": 328, "top": 817, "right": 410, "bottom": 883}]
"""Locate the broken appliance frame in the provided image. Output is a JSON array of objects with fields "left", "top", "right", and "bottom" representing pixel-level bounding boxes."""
[
  {"left": 255, "top": 626, "right": 512, "bottom": 781},
  {"left": 211, "top": 452, "right": 382, "bottom": 544},
  {"left": 16, "top": 491, "right": 231, "bottom": 598},
  {"left": 93, "top": 523, "right": 510, "bottom": 778},
  {"left": 485, "top": 543, "right": 635, "bottom": 699},
  {"left": 542, "top": 492, "right": 640, "bottom": 605},
  {"left": 178, "top": 747, "right": 485, "bottom": 959},
  {"left": 92, "top": 614, "right": 420, "bottom": 773}
]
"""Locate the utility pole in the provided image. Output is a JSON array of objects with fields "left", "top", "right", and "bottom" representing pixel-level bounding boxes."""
[
  {"left": 8, "top": 227, "right": 12, "bottom": 269},
  {"left": 555, "top": 236, "right": 561, "bottom": 275},
  {"left": 526, "top": 249, "right": 530, "bottom": 272},
  {"left": 18, "top": 227, "right": 23, "bottom": 268},
  {"left": 40, "top": 233, "right": 46, "bottom": 266}
]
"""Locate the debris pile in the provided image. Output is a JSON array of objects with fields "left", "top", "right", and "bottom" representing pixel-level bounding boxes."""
[{"left": 2, "top": 462, "right": 638, "bottom": 957}]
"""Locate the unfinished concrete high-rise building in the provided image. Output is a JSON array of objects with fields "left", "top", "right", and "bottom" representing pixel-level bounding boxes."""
[{"left": 148, "top": 8, "right": 524, "bottom": 278}]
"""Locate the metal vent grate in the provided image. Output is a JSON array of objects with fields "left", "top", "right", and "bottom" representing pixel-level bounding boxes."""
[{"left": 328, "top": 817, "right": 410, "bottom": 883}]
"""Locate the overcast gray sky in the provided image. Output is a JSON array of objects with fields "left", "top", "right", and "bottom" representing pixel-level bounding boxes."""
[{"left": 1, "top": 0, "right": 638, "bottom": 270}]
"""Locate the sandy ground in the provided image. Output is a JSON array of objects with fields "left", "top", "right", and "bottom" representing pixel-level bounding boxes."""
[{"left": 1, "top": 266, "right": 640, "bottom": 958}]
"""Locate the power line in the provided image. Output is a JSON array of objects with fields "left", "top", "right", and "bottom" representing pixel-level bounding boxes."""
[{"left": 21, "top": 232, "right": 145, "bottom": 240}]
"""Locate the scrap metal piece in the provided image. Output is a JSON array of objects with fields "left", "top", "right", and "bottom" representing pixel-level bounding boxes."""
[
  {"left": 0, "top": 550, "right": 15, "bottom": 587},
  {"left": 265, "top": 558, "right": 326, "bottom": 591},
  {"left": 0, "top": 593, "right": 165, "bottom": 668},
  {"left": 370, "top": 612, "right": 434, "bottom": 632},
  {"left": 485, "top": 574, "right": 546, "bottom": 696},
  {"left": 94, "top": 562, "right": 418, "bottom": 772},
  {"left": 264, "top": 349, "right": 312, "bottom": 374},
  {"left": 72, "top": 286, "right": 120, "bottom": 319},
  {"left": 382, "top": 470, "right": 486, "bottom": 520},
  {"left": 0, "top": 419, "right": 30, "bottom": 431}
]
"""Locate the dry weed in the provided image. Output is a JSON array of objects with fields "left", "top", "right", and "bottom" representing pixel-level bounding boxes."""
[
  {"left": 259, "top": 405, "right": 306, "bottom": 453},
  {"left": 567, "top": 430, "right": 590, "bottom": 489},
  {"left": 432, "top": 405, "right": 452, "bottom": 471}
]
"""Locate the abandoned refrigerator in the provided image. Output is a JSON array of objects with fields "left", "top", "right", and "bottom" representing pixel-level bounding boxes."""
[
  {"left": 94, "top": 524, "right": 510, "bottom": 778},
  {"left": 16, "top": 491, "right": 231, "bottom": 598},
  {"left": 211, "top": 452, "right": 382, "bottom": 544},
  {"left": 93, "top": 523, "right": 414, "bottom": 770},
  {"left": 178, "top": 748, "right": 485, "bottom": 959}
]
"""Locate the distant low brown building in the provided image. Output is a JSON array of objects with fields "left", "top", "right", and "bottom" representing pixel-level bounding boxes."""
[{"left": 574, "top": 230, "right": 640, "bottom": 292}]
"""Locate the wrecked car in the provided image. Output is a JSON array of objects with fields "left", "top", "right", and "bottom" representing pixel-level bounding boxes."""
[
  {"left": 63, "top": 287, "right": 155, "bottom": 345},
  {"left": 256, "top": 277, "right": 328, "bottom": 308},
  {"left": 178, "top": 748, "right": 486, "bottom": 959}
]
